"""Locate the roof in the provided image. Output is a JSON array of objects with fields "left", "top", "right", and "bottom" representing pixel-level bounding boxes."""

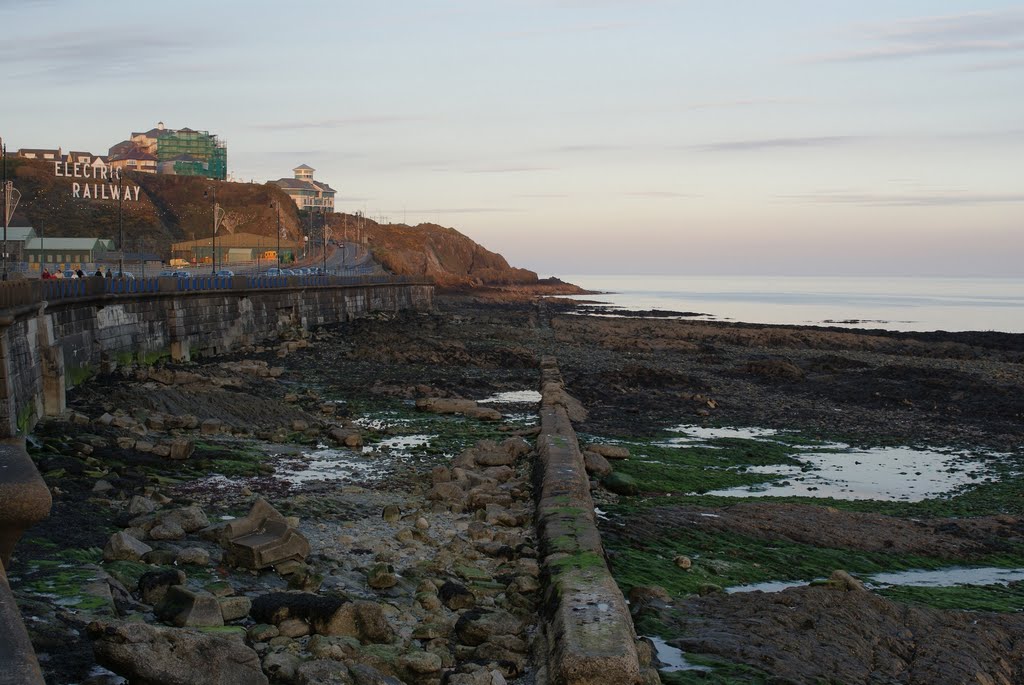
[
  {"left": 170, "top": 231, "right": 303, "bottom": 251},
  {"left": 25, "top": 237, "right": 111, "bottom": 251},
  {"left": 111, "top": 148, "right": 158, "bottom": 162},
  {"left": 272, "top": 178, "right": 336, "bottom": 195},
  {"left": 17, "top": 148, "right": 61, "bottom": 156},
  {"left": 294, "top": 164, "right": 315, "bottom": 171},
  {"left": 2, "top": 227, "right": 35, "bottom": 242}
]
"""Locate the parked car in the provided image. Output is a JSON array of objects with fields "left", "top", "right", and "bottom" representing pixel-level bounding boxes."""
[
  {"left": 117, "top": 271, "right": 135, "bottom": 279},
  {"left": 158, "top": 270, "right": 192, "bottom": 278},
  {"left": 215, "top": 269, "right": 234, "bottom": 277},
  {"left": 265, "top": 267, "right": 283, "bottom": 277}
]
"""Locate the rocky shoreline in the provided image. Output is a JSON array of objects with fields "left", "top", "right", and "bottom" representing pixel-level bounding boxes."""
[{"left": 11, "top": 293, "right": 1024, "bottom": 684}]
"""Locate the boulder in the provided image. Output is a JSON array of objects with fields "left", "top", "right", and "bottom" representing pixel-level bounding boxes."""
[
  {"left": 583, "top": 451, "right": 613, "bottom": 477},
  {"left": 415, "top": 398, "right": 502, "bottom": 422},
  {"left": 88, "top": 620, "right": 266, "bottom": 685},
  {"left": 366, "top": 563, "right": 398, "bottom": 590},
  {"left": 138, "top": 569, "right": 187, "bottom": 606},
  {"left": 220, "top": 498, "right": 310, "bottom": 570},
  {"left": 347, "top": 663, "right": 404, "bottom": 685},
  {"left": 297, "top": 660, "right": 354, "bottom": 685},
  {"left": 603, "top": 471, "right": 639, "bottom": 496},
  {"left": 166, "top": 439, "right": 195, "bottom": 460},
  {"left": 103, "top": 532, "right": 152, "bottom": 562},
  {"left": 161, "top": 506, "right": 210, "bottom": 533},
  {"left": 176, "top": 547, "right": 211, "bottom": 566},
  {"left": 218, "top": 596, "right": 252, "bottom": 622},
  {"left": 439, "top": 581, "right": 476, "bottom": 611},
  {"left": 154, "top": 585, "right": 224, "bottom": 628},
  {"left": 127, "top": 495, "right": 157, "bottom": 516},
  {"left": 587, "top": 443, "right": 630, "bottom": 460},
  {"left": 250, "top": 593, "right": 394, "bottom": 643},
  {"left": 454, "top": 609, "right": 524, "bottom": 647}
]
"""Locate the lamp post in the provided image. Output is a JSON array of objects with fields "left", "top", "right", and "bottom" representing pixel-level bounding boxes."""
[
  {"left": 116, "top": 169, "right": 124, "bottom": 277},
  {"left": 271, "top": 200, "right": 281, "bottom": 269},
  {"left": 205, "top": 185, "right": 224, "bottom": 274},
  {"left": 321, "top": 207, "right": 328, "bottom": 276}
]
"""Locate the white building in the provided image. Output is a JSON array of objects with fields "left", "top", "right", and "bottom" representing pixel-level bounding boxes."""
[{"left": 271, "top": 165, "right": 336, "bottom": 211}]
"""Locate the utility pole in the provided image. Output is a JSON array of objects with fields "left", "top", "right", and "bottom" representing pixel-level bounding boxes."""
[
  {"left": 271, "top": 200, "right": 281, "bottom": 269},
  {"left": 205, "top": 184, "right": 224, "bottom": 274},
  {"left": 116, "top": 169, "right": 124, "bottom": 277}
]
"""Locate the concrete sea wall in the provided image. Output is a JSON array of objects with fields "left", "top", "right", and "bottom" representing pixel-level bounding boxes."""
[{"left": 0, "top": 279, "right": 433, "bottom": 439}]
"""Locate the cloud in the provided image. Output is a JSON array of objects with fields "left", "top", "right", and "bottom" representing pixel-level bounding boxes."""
[
  {"left": 0, "top": 27, "right": 208, "bottom": 83},
  {"left": 691, "top": 136, "right": 864, "bottom": 152},
  {"left": 783, "top": 191, "right": 1024, "bottom": 207},
  {"left": 963, "top": 57, "right": 1024, "bottom": 72},
  {"left": 253, "top": 116, "right": 429, "bottom": 131},
  {"left": 495, "top": 21, "right": 637, "bottom": 40},
  {"left": 622, "top": 191, "right": 697, "bottom": 199},
  {"left": 398, "top": 207, "right": 523, "bottom": 214},
  {"left": 807, "top": 10, "right": 1024, "bottom": 64},
  {"left": 465, "top": 166, "right": 555, "bottom": 174}
]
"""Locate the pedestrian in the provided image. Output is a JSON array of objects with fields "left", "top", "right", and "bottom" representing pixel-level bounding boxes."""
[
  {"left": 94, "top": 267, "right": 104, "bottom": 278},
  {"left": 54, "top": 269, "right": 64, "bottom": 279},
  {"left": 76, "top": 269, "right": 85, "bottom": 278},
  {"left": 41, "top": 268, "right": 51, "bottom": 279},
  {"left": 105, "top": 269, "right": 113, "bottom": 280}
]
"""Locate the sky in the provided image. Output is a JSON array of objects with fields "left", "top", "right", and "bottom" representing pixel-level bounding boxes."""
[{"left": 1, "top": 0, "right": 1022, "bottom": 277}]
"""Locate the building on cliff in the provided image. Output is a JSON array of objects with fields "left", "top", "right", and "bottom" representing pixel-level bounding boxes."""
[
  {"left": 108, "top": 122, "right": 227, "bottom": 180},
  {"left": 271, "top": 165, "right": 336, "bottom": 212}
]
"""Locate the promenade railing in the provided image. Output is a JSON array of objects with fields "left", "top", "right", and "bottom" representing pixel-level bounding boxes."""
[{"left": 0, "top": 273, "right": 431, "bottom": 312}]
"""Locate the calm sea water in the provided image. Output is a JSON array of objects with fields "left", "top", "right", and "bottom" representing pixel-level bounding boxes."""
[{"left": 559, "top": 275, "right": 1024, "bottom": 333}]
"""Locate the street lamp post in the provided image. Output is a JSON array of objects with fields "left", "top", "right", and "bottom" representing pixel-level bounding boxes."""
[
  {"left": 205, "top": 185, "right": 224, "bottom": 275},
  {"left": 321, "top": 208, "right": 328, "bottom": 276},
  {"left": 116, "top": 169, "right": 124, "bottom": 277},
  {"left": 271, "top": 200, "right": 281, "bottom": 268}
]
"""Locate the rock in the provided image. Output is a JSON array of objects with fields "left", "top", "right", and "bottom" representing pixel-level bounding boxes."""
[
  {"left": 103, "top": 532, "right": 152, "bottom": 562},
  {"left": 88, "top": 620, "right": 267, "bottom": 685},
  {"left": 439, "top": 581, "right": 476, "bottom": 611},
  {"left": 583, "top": 451, "right": 613, "bottom": 477},
  {"left": 415, "top": 397, "right": 502, "bottom": 421},
  {"left": 428, "top": 482, "right": 465, "bottom": 503},
  {"left": 142, "top": 549, "right": 179, "bottom": 566},
  {"left": 262, "top": 652, "right": 301, "bottom": 682},
  {"left": 138, "top": 569, "right": 187, "bottom": 606},
  {"left": 251, "top": 593, "right": 393, "bottom": 644},
  {"left": 308, "top": 634, "right": 360, "bottom": 661},
  {"left": 176, "top": 547, "right": 211, "bottom": 566},
  {"left": 297, "top": 660, "right": 354, "bottom": 685},
  {"left": 166, "top": 439, "right": 195, "bottom": 460},
  {"left": 247, "top": 623, "right": 280, "bottom": 642},
  {"left": 415, "top": 516, "right": 430, "bottom": 531},
  {"left": 152, "top": 444, "right": 172, "bottom": 458},
  {"left": 219, "top": 596, "right": 252, "bottom": 622},
  {"left": 117, "top": 437, "right": 136, "bottom": 449},
  {"left": 674, "top": 555, "right": 692, "bottom": 570},
  {"left": 397, "top": 650, "right": 443, "bottom": 676},
  {"left": 602, "top": 471, "right": 639, "bottom": 496},
  {"left": 93, "top": 479, "right": 114, "bottom": 494},
  {"left": 154, "top": 585, "right": 224, "bottom": 627},
  {"left": 431, "top": 466, "right": 452, "bottom": 484},
  {"left": 200, "top": 418, "right": 224, "bottom": 435},
  {"left": 366, "top": 563, "right": 398, "bottom": 589},
  {"left": 149, "top": 521, "right": 187, "bottom": 541},
  {"left": 347, "top": 663, "right": 404, "bottom": 685},
  {"left": 161, "top": 505, "right": 210, "bottom": 532},
  {"left": 96, "top": 412, "right": 115, "bottom": 426},
  {"left": 220, "top": 498, "right": 310, "bottom": 570},
  {"left": 454, "top": 609, "right": 523, "bottom": 647},
  {"left": 278, "top": 617, "right": 312, "bottom": 637},
  {"left": 381, "top": 505, "right": 401, "bottom": 523},
  {"left": 829, "top": 569, "right": 866, "bottom": 592},
  {"left": 587, "top": 443, "right": 630, "bottom": 459}
]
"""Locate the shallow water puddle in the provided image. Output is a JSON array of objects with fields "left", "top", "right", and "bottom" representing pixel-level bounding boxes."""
[
  {"left": 646, "top": 636, "right": 713, "bottom": 673},
  {"left": 478, "top": 390, "right": 542, "bottom": 404},
  {"left": 868, "top": 567, "right": 1024, "bottom": 587},
  {"left": 275, "top": 447, "right": 387, "bottom": 485},
  {"left": 726, "top": 579, "right": 810, "bottom": 594},
  {"left": 706, "top": 446, "right": 991, "bottom": 501},
  {"left": 664, "top": 424, "right": 779, "bottom": 442},
  {"left": 363, "top": 434, "right": 435, "bottom": 454}
]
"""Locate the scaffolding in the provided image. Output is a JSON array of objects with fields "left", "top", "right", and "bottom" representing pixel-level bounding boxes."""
[{"left": 156, "top": 129, "right": 227, "bottom": 180}]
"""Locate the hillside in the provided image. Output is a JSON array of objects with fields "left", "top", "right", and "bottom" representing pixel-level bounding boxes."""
[{"left": 4, "top": 158, "right": 550, "bottom": 288}]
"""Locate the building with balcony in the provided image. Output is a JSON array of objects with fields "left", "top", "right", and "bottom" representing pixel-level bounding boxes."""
[
  {"left": 108, "top": 122, "right": 227, "bottom": 180},
  {"left": 271, "top": 165, "right": 336, "bottom": 212}
]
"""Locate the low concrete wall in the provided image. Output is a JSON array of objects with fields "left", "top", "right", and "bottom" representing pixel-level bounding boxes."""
[
  {"left": 0, "top": 281, "right": 433, "bottom": 439},
  {"left": 534, "top": 356, "right": 654, "bottom": 685}
]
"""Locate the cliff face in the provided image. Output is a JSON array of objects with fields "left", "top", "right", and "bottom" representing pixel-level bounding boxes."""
[
  {"left": 356, "top": 221, "right": 538, "bottom": 287},
  {"left": 5, "top": 158, "right": 539, "bottom": 287}
]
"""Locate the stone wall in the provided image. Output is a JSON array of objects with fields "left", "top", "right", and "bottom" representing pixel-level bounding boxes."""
[{"left": 0, "top": 281, "right": 433, "bottom": 438}]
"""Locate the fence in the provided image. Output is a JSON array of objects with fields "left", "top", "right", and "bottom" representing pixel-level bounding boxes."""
[{"left": 0, "top": 273, "right": 432, "bottom": 312}]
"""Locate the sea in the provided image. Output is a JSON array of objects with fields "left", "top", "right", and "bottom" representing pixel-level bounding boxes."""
[{"left": 558, "top": 275, "right": 1024, "bottom": 334}]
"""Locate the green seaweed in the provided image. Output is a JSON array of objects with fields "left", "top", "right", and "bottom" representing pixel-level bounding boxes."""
[{"left": 876, "top": 582, "right": 1024, "bottom": 612}]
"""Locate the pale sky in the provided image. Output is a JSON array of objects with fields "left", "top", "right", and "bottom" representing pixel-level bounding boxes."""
[{"left": 1, "top": 0, "right": 1022, "bottom": 277}]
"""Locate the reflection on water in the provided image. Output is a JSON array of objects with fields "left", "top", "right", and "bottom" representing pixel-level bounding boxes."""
[
  {"left": 277, "top": 447, "right": 386, "bottom": 485},
  {"left": 726, "top": 580, "right": 810, "bottom": 594},
  {"left": 479, "top": 390, "right": 542, "bottom": 404},
  {"left": 646, "top": 636, "right": 713, "bottom": 673},
  {"left": 663, "top": 424, "right": 779, "bottom": 442},
  {"left": 706, "top": 446, "right": 990, "bottom": 502},
  {"left": 868, "top": 567, "right": 1024, "bottom": 587}
]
